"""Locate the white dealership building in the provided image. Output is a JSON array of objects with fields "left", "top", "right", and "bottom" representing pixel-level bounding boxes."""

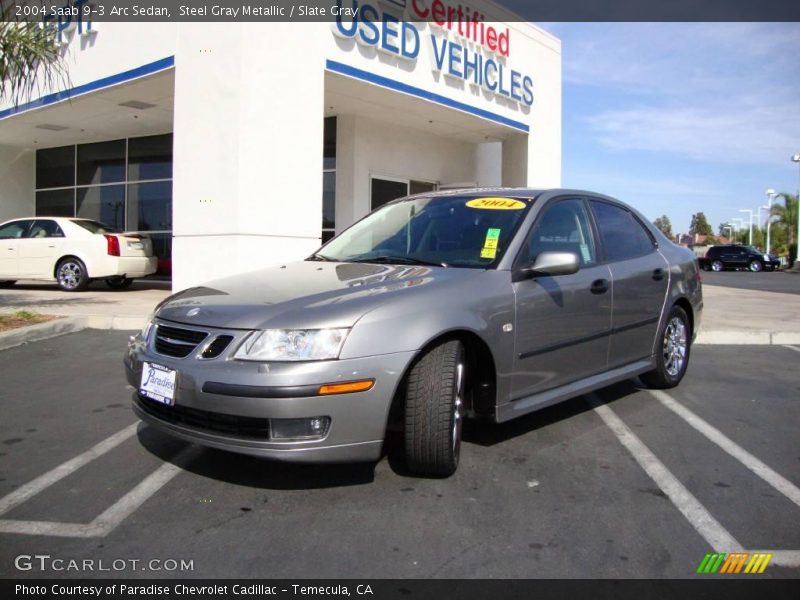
[{"left": 0, "top": 1, "right": 561, "bottom": 290}]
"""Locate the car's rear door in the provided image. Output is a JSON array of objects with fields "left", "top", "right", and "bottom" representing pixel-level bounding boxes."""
[
  {"left": 511, "top": 197, "right": 612, "bottom": 399},
  {"left": 589, "top": 199, "right": 669, "bottom": 369},
  {"left": 18, "top": 219, "right": 65, "bottom": 278}
]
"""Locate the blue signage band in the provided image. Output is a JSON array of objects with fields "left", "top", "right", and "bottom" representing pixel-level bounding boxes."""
[
  {"left": 0, "top": 56, "right": 175, "bottom": 120},
  {"left": 325, "top": 59, "right": 530, "bottom": 134}
]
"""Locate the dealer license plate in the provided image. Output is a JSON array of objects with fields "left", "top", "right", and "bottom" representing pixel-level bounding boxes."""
[{"left": 140, "top": 362, "right": 177, "bottom": 405}]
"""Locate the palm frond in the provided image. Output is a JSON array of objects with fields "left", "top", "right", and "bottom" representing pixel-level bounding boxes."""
[{"left": 0, "top": 3, "right": 70, "bottom": 107}]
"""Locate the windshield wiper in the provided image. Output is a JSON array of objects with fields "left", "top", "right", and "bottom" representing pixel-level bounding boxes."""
[{"left": 349, "top": 255, "right": 448, "bottom": 268}]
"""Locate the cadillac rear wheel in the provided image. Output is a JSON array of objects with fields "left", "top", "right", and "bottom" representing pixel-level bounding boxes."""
[{"left": 404, "top": 339, "right": 466, "bottom": 477}]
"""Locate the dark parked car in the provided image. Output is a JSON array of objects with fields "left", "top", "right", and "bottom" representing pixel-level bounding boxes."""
[
  {"left": 703, "top": 245, "right": 780, "bottom": 272},
  {"left": 126, "top": 188, "right": 702, "bottom": 477}
]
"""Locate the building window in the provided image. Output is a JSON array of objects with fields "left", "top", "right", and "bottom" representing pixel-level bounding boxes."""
[
  {"left": 77, "top": 139, "right": 126, "bottom": 185},
  {"left": 371, "top": 177, "right": 438, "bottom": 210},
  {"left": 76, "top": 185, "right": 126, "bottom": 230},
  {"left": 322, "top": 116, "right": 336, "bottom": 244},
  {"left": 36, "top": 146, "right": 74, "bottom": 189},
  {"left": 35, "top": 133, "right": 174, "bottom": 274}
]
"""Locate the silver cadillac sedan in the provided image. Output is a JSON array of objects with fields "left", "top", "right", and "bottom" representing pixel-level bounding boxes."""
[{"left": 125, "top": 189, "right": 702, "bottom": 477}]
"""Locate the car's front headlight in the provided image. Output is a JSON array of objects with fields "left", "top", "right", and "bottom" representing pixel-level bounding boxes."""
[{"left": 233, "top": 328, "right": 350, "bottom": 361}]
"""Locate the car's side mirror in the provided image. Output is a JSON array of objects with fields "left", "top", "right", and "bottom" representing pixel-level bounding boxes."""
[{"left": 513, "top": 251, "right": 580, "bottom": 281}]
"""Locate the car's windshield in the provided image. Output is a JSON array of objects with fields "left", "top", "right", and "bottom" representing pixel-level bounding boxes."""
[
  {"left": 316, "top": 195, "right": 535, "bottom": 268},
  {"left": 72, "top": 220, "right": 121, "bottom": 234}
]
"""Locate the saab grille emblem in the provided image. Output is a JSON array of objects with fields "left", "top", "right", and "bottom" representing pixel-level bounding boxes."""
[{"left": 186, "top": 308, "right": 201, "bottom": 317}]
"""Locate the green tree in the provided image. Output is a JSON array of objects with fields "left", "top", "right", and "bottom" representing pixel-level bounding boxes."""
[
  {"left": 769, "top": 193, "right": 798, "bottom": 262},
  {"left": 0, "top": 6, "right": 68, "bottom": 106},
  {"left": 689, "top": 212, "right": 713, "bottom": 237},
  {"left": 653, "top": 215, "right": 673, "bottom": 239}
]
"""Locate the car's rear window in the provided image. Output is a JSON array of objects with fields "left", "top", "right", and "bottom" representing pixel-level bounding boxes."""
[{"left": 72, "top": 220, "right": 121, "bottom": 234}]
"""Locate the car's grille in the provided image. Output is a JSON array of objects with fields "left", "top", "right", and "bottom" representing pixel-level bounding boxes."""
[
  {"left": 137, "top": 395, "right": 271, "bottom": 439},
  {"left": 154, "top": 324, "right": 208, "bottom": 358}
]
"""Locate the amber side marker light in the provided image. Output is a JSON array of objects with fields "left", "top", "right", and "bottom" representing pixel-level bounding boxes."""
[{"left": 318, "top": 380, "right": 375, "bottom": 395}]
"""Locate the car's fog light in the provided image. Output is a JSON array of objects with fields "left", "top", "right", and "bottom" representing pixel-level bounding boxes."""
[{"left": 270, "top": 417, "right": 331, "bottom": 440}]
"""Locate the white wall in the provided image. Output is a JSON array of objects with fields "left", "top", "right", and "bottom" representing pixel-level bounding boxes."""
[
  {"left": 0, "top": 146, "right": 34, "bottom": 222},
  {"left": 171, "top": 24, "right": 326, "bottom": 290},
  {"left": 335, "top": 115, "right": 482, "bottom": 232}
]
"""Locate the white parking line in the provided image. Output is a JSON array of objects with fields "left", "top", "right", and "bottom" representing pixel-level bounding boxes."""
[
  {"left": 590, "top": 394, "right": 800, "bottom": 568},
  {"left": 0, "top": 445, "right": 198, "bottom": 538},
  {"left": 649, "top": 389, "right": 800, "bottom": 509},
  {"left": 588, "top": 396, "right": 744, "bottom": 553},
  {"left": 783, "top": 345, "right": 800, "bottom": 354},
  {"left": 0, "top": 423, "right": 139, "bottom": 517}
]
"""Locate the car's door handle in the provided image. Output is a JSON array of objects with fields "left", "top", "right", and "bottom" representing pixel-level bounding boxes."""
[
  {"left": 590, "top": 278, "right": 609, "bottom": 294},
  {"left": 652, "top": 268, "right": 665, "bottom": 281}
]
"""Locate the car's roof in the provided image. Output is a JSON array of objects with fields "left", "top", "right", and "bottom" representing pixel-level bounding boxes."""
[{"left": 401, "top": 187, "right": 621, "bottom": 203}]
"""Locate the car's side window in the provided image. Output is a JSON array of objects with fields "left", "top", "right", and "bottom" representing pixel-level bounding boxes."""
[
  {"left": 28, "top": 220, "right": 65, "bottom": 239},
  {"left": 590, "top": 200, "right": 655, "bottom": 262},
  {"left": 0, "top": 220, "right": 33, "bottom": 239},
  {"left": 526, "top": 199, "right": 597, "bottom": 267}
]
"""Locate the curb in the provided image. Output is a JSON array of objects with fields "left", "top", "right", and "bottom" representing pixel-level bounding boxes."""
[
  {"left": 695, "top": 330, "right": 800, "bottom": 345},
  {"left": 0, "top": 314, "right": 146, "bottom": 352},
  {"left": 0, "top": 317, "right": 88, "bottom": 352}
]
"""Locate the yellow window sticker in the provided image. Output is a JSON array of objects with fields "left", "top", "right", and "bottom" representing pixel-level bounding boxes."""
[
  {"left": 466, "top": 198, "right": 526, "bottom": 210},
  {"left": 480, "top": 228, "right": 501, "bottom": 259}
]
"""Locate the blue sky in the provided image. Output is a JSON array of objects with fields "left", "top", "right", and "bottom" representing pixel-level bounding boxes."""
[{"left": 534, "top": 23, "right": 800, "bottom": 236}]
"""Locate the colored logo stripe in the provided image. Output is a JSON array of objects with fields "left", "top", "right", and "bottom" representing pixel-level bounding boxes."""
[{"left": 696, "top": 552, "right": 773, "bottom": 574}]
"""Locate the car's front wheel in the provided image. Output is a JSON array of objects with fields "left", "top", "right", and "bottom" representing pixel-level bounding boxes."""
[
  {"left": 404, "top": 339, "right": 466, "bottom": 477},
  {"left": 711, "top": 260, "right": 724, "bottom": 272},
  {"left": 56, "top": 258, "right": 89, "bottom": 292},
  {"left": 105, "top": 276, "right": 133, "bottom": 290},
  {"left": 748, "top": 260, "right": 763, "bottom": 272},
  {"left": 641, "top": 305, "right": 691, "bottom": 389},
  {"left": 0, "top": 280, "right": 16, "bottom": 288}
]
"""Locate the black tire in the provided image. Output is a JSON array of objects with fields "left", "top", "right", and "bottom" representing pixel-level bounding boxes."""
[
  {"left": 641, "top": 305, "right": 691, "bottom": 389},
  {"left": 404, "top": 339, "right": 466, "bottom": 477},
  {"left": 748, "top": 260, "right": 763, "bottom": 272},
  {"left": 0, "top": 280, "right": 16, "bottom": 288},
  {"left": 711, "top": 260, "right": 724, "bottom": 272},
  {"left": 56, "top": 257, "right": 89, "bottom": 292},
  {"left": 105, "top": 276, "right": 133, "bottom": 289}
]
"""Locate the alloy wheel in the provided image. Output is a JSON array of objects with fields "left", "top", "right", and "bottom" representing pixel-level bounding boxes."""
[{"left": 663, "top": 317, "right": 687, "bottom": 377}]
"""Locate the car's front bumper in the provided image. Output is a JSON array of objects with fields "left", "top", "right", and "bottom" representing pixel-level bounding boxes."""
[{"left": 125, "top": 325, "right": 415, "bottom": 463}]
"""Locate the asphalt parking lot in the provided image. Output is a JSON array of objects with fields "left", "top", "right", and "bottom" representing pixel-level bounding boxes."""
[
  {"left": 0, "top": 330, "right": 798, "bottom": 579},
  {"left": 701, "top": 270, "right": 800, "bottom": 295}
]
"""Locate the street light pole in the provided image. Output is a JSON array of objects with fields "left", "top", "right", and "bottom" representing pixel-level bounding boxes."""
[
  {"left": 765, "top": 188, "right": 775, "bottom": 255},
  {"left": 739, "top": 209, "right": 754, "bottom": 245},
  {"left": 793, "top": 154, "right": 800, "bottom": 269}
]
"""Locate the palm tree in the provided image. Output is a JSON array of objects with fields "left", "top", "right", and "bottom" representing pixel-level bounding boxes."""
[
  {"left": 0, "top": 6, "right": 69, "bottom": 107},
  {"left": 769, "top": 193, "right": 798, "bottom": 263}
]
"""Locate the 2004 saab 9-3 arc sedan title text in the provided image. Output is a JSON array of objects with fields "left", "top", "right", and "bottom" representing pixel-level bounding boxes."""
[{"left": 125, "top": 188, "right": 703, "bottom": 477}]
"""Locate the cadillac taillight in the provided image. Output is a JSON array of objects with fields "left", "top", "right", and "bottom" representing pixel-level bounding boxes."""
[{"left": 105, "top": 234, "right": 120, "bottom": 256}]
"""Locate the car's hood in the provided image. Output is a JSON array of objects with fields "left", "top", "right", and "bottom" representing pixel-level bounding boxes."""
[{"left": 155, "top": 260, "right": 482, "bottom": 330}]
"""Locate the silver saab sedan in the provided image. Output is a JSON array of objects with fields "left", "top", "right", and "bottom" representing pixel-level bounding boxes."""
[{"left": 125, "top": 189, "right": 702, "bottom": 477}]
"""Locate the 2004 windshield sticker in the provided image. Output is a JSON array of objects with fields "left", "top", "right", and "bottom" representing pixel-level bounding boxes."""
[
  {"left": 466, "top": 198, "right": 526, "bottom": 210},
  {"left": 481, "top": 228, "right": 501, "bottom": 259}
]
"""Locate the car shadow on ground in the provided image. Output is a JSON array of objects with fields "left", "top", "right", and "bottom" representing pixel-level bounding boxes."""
[
  {"left": 135, "top": 423, "right": 377, "bottom": 490},
  {"left": 134, "top": 379, "right": 646, "bottom": 486}
]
